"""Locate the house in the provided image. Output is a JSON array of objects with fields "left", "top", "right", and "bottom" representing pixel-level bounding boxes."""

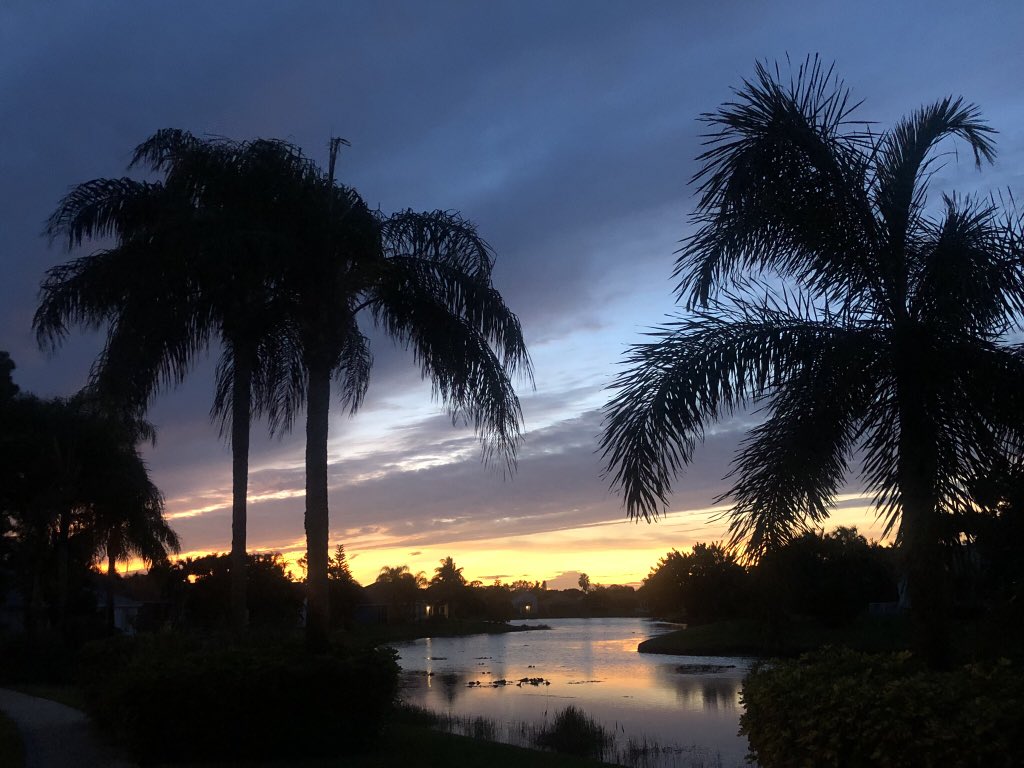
[{"left": 511, "top": 590, "right": 538, "bottom": 618}]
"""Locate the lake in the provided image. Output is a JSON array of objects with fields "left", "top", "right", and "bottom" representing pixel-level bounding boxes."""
[{"left": 392, "top": 617, "right": 753, "bottom": 767}]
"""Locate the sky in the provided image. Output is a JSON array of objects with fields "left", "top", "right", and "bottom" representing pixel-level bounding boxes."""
[{"left": 2, "top": 0, "right": 1023, "bottom": 588}]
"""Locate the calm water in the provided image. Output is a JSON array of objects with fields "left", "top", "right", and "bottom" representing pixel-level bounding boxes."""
[{"left": 392, "top": 618, "right": 752, "bottom": 767}]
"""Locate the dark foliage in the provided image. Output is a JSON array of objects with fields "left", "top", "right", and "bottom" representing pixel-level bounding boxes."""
[
  {"left": 755, "top": 527, "right": 896, "bottom": 626},
  {"left": 84, "top": 634, "right": 399, "bottom": 762},
  {"left": 741, "top": 648, "right": 1024, "bottom": 767},
  {"left": 136, "top": 552, "right": 303, "bottom": 631},
  {"left": 641, "top": 542, "right": 748, "bottom": 623}
]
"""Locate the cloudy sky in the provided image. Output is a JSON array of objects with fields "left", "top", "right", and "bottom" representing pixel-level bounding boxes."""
[{"left": 3, "top": 1, "right": 1023, "bottom": 587}]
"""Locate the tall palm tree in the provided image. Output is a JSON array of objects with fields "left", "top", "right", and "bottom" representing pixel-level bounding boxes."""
[
  {"left": 601, "top": 58, "right": 1024, "bottom": 664},
  {"left": 35, "top": 131, "right": 308, "bottom": 632},
  {"left": 280, "top": 142, "right": 531, "bottom": 649}
]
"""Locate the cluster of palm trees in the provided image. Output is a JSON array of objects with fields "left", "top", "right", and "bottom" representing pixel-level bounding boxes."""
[
  {"left": 602, "top": 58, "right": 1024, "bottom": 663},
  {"left": 35, "top": 131, "right": 531, "bottom": 649},
  {"left": 31, "top": 61, "right": 1024, "bottom": 661}
]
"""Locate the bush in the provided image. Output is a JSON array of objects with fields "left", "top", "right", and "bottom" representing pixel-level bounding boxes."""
[
  {"left": 84, "top": 634, "right": 399, "bottom": 762},
  {"left": 534, "top": 705, "right": 610, "bottom": 759},
  {"left": 741, "top": 647, "right": 1024, "bottom": 767}
]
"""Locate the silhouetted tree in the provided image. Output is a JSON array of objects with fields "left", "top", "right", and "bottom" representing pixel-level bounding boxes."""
[
  {"left": 430, "top": 556, "right": 466, "bottom": 587},
  {"left": 0, "top": 389, "right": 177, "bottom": 636},
  {"left": 35, "top": 131, "right": 310, "bottom": 632},
  {"left": 577, "top": 572, "right": 591, "bottom": 593},
  {"left": 753, "top": 527, "right": 895, "bottom": 627},
  {"left": 175, "top": 552, "right": 302, "bottom": 630},
  {"left": 641, "top": 543, "right": 747, "bottom": 622},
  {"left": 279, "top": 141, "right": 531, "bottom": 649},
  {"left": 325, "top": 544, "right": 362, "bottom": 628},
  {"left": 375, "top": 564, "right": 426, "bottom": 622},
  {"left": 602, "top": 58, "right": 1024, "bottom": 664},
  {"left": 0, "top": 351, "right": 18, "bottom": 403}
]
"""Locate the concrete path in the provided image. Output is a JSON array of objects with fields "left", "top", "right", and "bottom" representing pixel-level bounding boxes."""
[{"left": 0, "top": 688, "right": 136, "bottom": 768}]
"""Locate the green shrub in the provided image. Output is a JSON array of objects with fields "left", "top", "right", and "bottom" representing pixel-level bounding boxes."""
[
  {"left": 534, "top": 705, "right": 610, "bottom": 759},
  {"left": 741, "top": 647, "right": 1024, "bottom": 767},
  {"left": 84, "top": 634, "right": 399, "bottom": 762}
]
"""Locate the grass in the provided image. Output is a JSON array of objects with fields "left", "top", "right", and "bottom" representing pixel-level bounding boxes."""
[
  {"left": 151, "top": 723, "right": 619, "bottom": 767},
  {"left": 0, "top": 711, "right": 25, "bottom": 768},
  {"left": 637, "top": 614, "right": 912, "bottom": 657},
  {"left": 534, "top": 705, "right": 611, "bottom": 759}
]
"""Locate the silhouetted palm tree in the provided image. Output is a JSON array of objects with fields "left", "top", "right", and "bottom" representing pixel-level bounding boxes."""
[
  {"left": 35, "top": 131, "right": 309, "bottom": 631},
  {"left": 38, "top": 132, "right": 531, "bottom": 650},
  {"left": 431, "top": 556, "right": 466, "bottom": 587},
  {"left": 284, "top": 142, "right": 531, "bottom": 649},
  {"left": 601, "top": 58, "right": 1024, "bottom": 664}
]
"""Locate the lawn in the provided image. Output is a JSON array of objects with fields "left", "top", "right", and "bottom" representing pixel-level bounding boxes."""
[{"left": 154, "top": 723, "right": 619, "bottom": 768}]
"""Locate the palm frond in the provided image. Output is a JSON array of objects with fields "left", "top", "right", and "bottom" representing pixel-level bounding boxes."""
[
  {"left": 721, "top": 329, "right": 878, "bottom": 560},
  {"left": 371, "top": 288, "right": 525, "bottom": 471},
  {"left": 45, "top": 178, "right": 168, "bottom": 249},
  {"left": 873, "top": 96, "right": 996, "bottom": 254},
  {"left": 601, "top": 298, "right": 853, "bottom": 521},
  {"left": 375, "top": 254, "right": 532, "bottom": 382},
  {"left": 381, "top": 209, "right": 494, "bottom": 279},
  {"left": 912, "top": 194, "right": 1024, "bottom": 334},
  {"left": 678, "top": 55, "right": 879, "bottom": 308},
  {"left": 331, "top": 323, "right": 372, "bottom": 417}
]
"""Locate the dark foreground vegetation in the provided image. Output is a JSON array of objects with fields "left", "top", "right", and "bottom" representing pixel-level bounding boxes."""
[
  {"left": 742, "top": 649, "right": 1024, "bottom": 767},
  {"left": 0, "top": 711, "right": 24, "bottom": 768}
]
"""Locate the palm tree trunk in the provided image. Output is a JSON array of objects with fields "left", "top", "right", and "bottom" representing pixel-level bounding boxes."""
[
  {"left": 230, "top": 352, "right": 253, "bottom": 634},
  {"left": 106, "top": 551, "right": 116, "bottom": 633},
  {"left": 897, "top": 370, "right": 950, "bottom": 668},
  {"left": 55, "top": 516, "right": 69, "bottom": 637},
  {"left": 304, "top": 359, "right": 332, "bottom": 651}
]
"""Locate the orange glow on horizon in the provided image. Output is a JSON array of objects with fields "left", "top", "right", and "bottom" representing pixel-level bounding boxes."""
[{"left": 144, "top": 493, "right": 889, "bottom": 587}]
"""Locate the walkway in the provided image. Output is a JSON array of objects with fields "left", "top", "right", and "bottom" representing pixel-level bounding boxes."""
[{"left": 0, "top": 688, "right": 136, "bottom": 768}]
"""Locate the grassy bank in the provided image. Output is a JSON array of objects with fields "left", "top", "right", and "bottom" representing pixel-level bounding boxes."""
[
  {"left": 0, "top": 711, "right": 25, "bottom": 768},
  {"left": 638, "top": 615, "right": 912, "bottom": 657},
  {"left": 153, "top": 723, "right": 619, "bottom": 768}
]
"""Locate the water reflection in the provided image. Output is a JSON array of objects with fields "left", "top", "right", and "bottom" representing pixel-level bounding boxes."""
[{"left": 392, "top": 618, "right": 751, "bottom": 767}]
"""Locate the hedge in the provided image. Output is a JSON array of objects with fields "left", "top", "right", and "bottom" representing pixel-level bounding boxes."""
[
  {"left": 741, "top": 647, "right": 1023, "bottom": 767},
  {"left": 83, "top": 634, "right": 399, "bottom": 762}
]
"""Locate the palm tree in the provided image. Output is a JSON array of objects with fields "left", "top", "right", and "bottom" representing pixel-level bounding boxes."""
[
  {"left": 375, "top": 564, "right": 427, "bottom": 622},
  {"left": 281, "top": 142, "right": 531, "bottom": 649},
  {"left": 35, "top": 131, "right": 309, "bottom": 632},
  {"left": 38, "top": 132, "right": 531, "bottom": 648},
  {"left": 431, "top": 556, "right": 466, "bottom": 587},
  {"left": 601, "top": 58, "right": 1024, "bottom": 664}
]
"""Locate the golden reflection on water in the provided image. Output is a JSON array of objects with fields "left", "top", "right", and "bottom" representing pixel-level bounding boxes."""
[{"left": 394, "top": 618, "right": 751, "bottom": 766}]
